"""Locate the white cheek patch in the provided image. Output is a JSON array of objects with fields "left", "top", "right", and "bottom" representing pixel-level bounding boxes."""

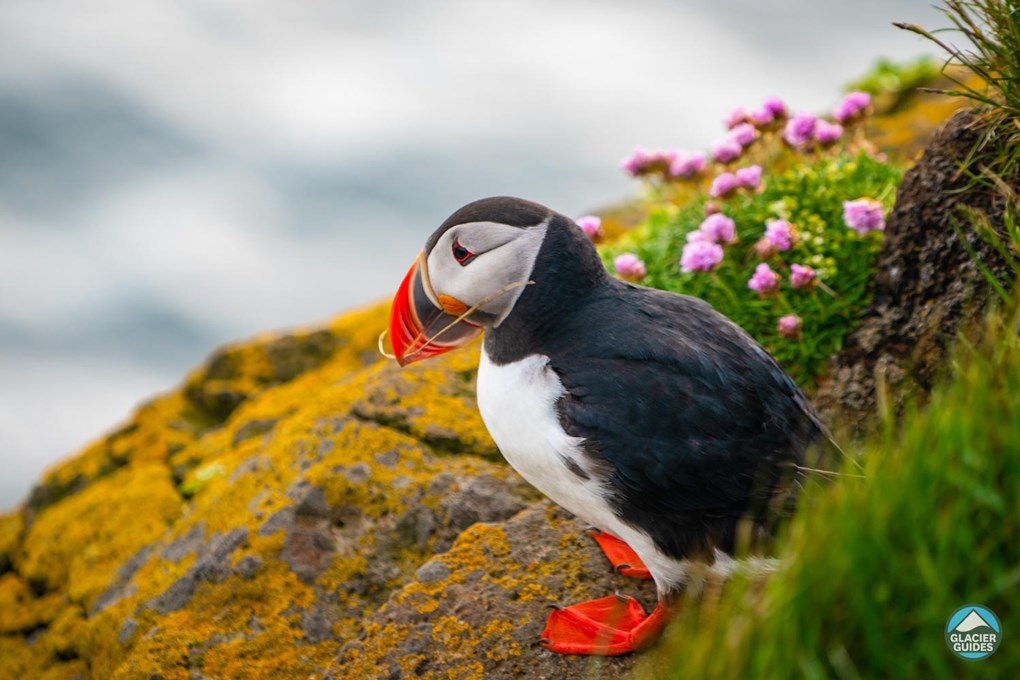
[{"left": 427, "top": 220, "right": 547, "bottom": 325}]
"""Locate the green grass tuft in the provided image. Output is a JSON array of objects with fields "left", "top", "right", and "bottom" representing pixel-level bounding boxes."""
[{"left": 639, "top": 299, "right": 1020, "bottom": 679}]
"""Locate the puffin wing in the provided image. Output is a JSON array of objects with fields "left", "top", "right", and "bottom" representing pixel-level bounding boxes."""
[{"left": 547, "top": 283, "right": 821, "bottom": 558}]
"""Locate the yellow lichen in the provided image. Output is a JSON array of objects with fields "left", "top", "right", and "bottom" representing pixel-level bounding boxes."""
[{"left": 19, "top": 463, "right": 182, "bottom": 608}]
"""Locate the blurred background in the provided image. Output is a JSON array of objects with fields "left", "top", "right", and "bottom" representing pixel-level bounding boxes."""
[{"left": 0, "top": 0, "right": 936, "bottom": 509}]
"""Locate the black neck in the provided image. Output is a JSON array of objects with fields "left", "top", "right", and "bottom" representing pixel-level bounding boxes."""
[{"left": 484, "top": 213, "right": 610, "bottom": 364}]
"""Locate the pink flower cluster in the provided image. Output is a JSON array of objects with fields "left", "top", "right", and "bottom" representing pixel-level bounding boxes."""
[
  {"left": 621, "top": 148, "right": 707, "bottom": 179},
  {"left": 710, "top": 165, "right": 762, "bottom": 198},
  {"left": 777, "top": 314, "right": 802, "bottom": 340},
  {"left": 614, "top": 252, "right": 647, "bottom": 281},
  {"left": 711, "top": 123, "right": 758, "bottom": 164},
  {"left": 843, "top": 198, "right": 885, "bottom": 235},
  {"left": 680, "top": 240, "right": 724, "bottom": 273},
  {"left": 833, "top": 91, "right": 872, "bottom": 124},
  {"left": 764, "top": 219, "right": 794, "bottom": 251},
  {"left": 748, "top": 263, "right": 780, "bottom": 296},
  {"left": 783, "top": 112, "right": 846, "bottom": 151},
  {"left": 789, "top": 263, "right": 816, "bottom": 289},
  {"left": 576, "top": 215, "right": 604, "bottom": 241},
  {"left": 729, "top": 97, "right": 789, "bottom": 129},
  {"left": 681, "top": 212, "right": 737, "bottom": 272}
]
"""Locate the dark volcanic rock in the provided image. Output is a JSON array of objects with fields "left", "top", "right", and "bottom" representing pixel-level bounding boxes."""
[{"left": 815, "top": 109, "right": 1013, "bottom": 432}]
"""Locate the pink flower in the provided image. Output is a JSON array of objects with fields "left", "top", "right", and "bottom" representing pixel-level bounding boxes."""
[
  {"left": 728, "top": 123, "right": 757, "bottom": 148},
  {"left": 711, "top": 138, "right": 744, "bottom": 163},
  {"left": 755, "top": 237, "right": 778, "bottom": 259},
  {"left": 698, "top": 213, "right": 736, "bottom": 244},
  {"left": 748, "top": 263, "right": 780, "bottom": 296},
  {"left": 576, "top": 215, "right": 604, "bottom": 241},
  {"left": 762, "top": 96, "right": 788, "bottom": 119},
  {"left": 814, "top": 120, "right": 843, "bottom": 147},
  {"left": 833, "top": 91, "right": 872, "bottom": 124},
  {"left": 735, "top": 165, "right": 762, "bottom": 190},
  {"left": 843, "top": 198, "right": 885, "bottom": 235},
  {"left": 709, "top": 172, "right": 740, "bottom": 198},
  {"left": 681, "top": 240, "right": 724, "bottom": 273},
  {"left": 777, "top": 314, "right": 802, "bottom": 340},
  {"left": 789, "top": 263, "right": 817, "bottom": 289},
  {"left": 669, "top": 151, "right": 707, "bottom": 178},
  {"left": 764, "top": 219, "right": 794, "bottom": 251},
  {"left": 749, "top": 106, "right": 774, "bottom": 127},
  {"left": 783, "top": 112, "right": 817, "bottom": 149},
  {"left": 614, "top": 253, "right": 647, "bottom": 281},
  {"left": 704, "top": 201, "right": 722, "bottom": 216},
  {"left": 724, "top": 106, "right": 748, "bottom": 129},
  {"left": 620, "top": 148, "right": 677, "bottom": 176},
  {"left": 686, "top": 229, "right": 710, "bottom": 243}
]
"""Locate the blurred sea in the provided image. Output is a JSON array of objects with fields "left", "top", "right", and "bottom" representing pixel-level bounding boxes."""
[{"left": 0, "top": 0, "right": 935, "bottom": 508}]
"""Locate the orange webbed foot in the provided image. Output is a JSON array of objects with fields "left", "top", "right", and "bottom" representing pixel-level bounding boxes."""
[
  {"left": 540, "top": 595, "right": 669, "bottom": 655},
  {"left": 588, "top": 529, "right": 653, "bottom": 580}
]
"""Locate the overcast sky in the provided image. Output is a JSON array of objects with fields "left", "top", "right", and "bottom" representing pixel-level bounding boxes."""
[{"left": 0, "top": 0, "right": 939, "bottom": 509}]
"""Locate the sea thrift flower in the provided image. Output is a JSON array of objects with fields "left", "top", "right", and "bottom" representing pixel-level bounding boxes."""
[
  {"left": 614, "top": 253, "right": 647, "bottom": 281},
  {"left": 685, "top": 229, "right": 710, "bottom": 243},
  {"left": 843, "top": 198, "right": 885, "bottom": 235},
  {"left": 735, "top": 165, "right": 762, "bottom": 190},
  {"left": 764, "top": 219, "right": 794, "bottom": 251},
  {"left": 669, "top": 151, "right": 707, "bottom": 178},
  {"left": 789, "top": 263, "right": 817, "bottom": 289},
  {"left": 724, "top": 106, "right": 748, "bottom": 129},
  {"left": 762, "top": 96, "right": 788, "bottom": 119},
  {"left": 755, "top": 237, "right": 778, "bottom": 259},
  {"left": 711, "top": 138, "right": 743, "bottom": 163},
  {"left": 777, "top": 314, "right": 802, "bottom": 340},
  {"left": 783, "top": 112, "right": 817, "bottom": 149},
  {"left": 699, "top": 213, "right": 736, "bottom": 244},
  {"left": 681, "top": 240, "right": 724, "bottom": 273},
  {"left": 814, "top": 120, "right": 843, "bottom": 147},
  {"left": 832, "top": 90, "right": 872, "bottom": 124},
  {"left": 748, "top": 262, "right": 781, "bottom": 296},
  {"left": 728, "top": 123, "right": 757, "bottom": 148},
  {"left": 704, "top": 201, "right": 722, "bottom": 216},
  {"left": 748, "top": 106, "right": 774, "bottom": 127},
  {"left": 709, "top": 172, "right": 740, "bottom": 198},
  {"left": 576, "top": 215, "right": 604, "bottom": 241},
  {"left": 620, "top": 148, "right": 677, "bottom": 176}
]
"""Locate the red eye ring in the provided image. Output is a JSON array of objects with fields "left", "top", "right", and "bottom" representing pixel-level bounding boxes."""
[{"left": 452, "top": 238, "right": 475, "bottom": 265}]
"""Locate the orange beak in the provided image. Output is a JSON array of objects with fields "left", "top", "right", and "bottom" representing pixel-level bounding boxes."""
[{"left": 388, "top": 252, "right": 483, "bottom": 366}]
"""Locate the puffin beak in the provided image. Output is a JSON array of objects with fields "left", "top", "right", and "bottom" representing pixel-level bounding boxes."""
[{"left": 388, "top": 252, "right": 483, "bottom": 366}]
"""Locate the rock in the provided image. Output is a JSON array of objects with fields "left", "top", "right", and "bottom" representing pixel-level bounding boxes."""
[
  {"left": 815, "top": 109, "right": 1014, "bottom": 432},
  {"left": 327, "top": 503, "right": 656, "bottom": 679}
]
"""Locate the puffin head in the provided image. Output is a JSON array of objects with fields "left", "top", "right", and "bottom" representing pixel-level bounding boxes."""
[{"left": 388, "top": 196, "right": 569, "bottom": 366}]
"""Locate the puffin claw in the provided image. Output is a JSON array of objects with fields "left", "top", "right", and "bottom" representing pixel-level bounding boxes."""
[
  {"left": 614, "top": 563, "right": 634, "bottom": 574},
  {"left": 547, "top": 603, "right": 563, "bottom": 611}
]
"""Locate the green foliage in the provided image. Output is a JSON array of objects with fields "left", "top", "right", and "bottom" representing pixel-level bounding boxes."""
[
  {"left": 604, "top": 153, "right": 901, "bottom": 386},
  {"left": 847, "top": 56, "right": 942, "bottom": 98},
  {"left": 640, "top": 299, "right": 1020, "bottom": 679}
]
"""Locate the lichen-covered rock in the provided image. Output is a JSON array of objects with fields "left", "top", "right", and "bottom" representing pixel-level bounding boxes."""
[
  {"left": 0, "top": 301, "right": 567, "bottom": 679},
  {"left": 329, "top": 502, "right": 657, "bottom": 679}
]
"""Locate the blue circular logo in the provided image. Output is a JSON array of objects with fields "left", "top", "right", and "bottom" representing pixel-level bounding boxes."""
[{"left": 945, "top": 605, "right": 1001, "bottom": 660}]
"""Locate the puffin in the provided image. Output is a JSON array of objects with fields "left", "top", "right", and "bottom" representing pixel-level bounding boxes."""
[{"left": 386, "top": 196, "right": 827, "bottom": 656}]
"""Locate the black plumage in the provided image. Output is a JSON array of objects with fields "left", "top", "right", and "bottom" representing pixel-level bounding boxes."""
[{"left": 483, "top": 200, "right": 825, "bottom": 565}]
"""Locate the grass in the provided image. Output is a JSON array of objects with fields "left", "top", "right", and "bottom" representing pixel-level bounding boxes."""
[
  {"left": 896, "top": 0, "right": 1020, "bottom": 182},
  {"left": 638, "top": 297, "right": 1020, "bottom": 679}
]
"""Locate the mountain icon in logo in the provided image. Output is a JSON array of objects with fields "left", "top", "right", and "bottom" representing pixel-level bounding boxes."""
[{"left": 955, "top": 609, "right": 995, "bottom": 634}]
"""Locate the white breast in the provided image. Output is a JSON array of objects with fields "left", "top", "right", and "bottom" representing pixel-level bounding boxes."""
[{"left": 476, "top": 348, "right": 611, "bottom": 527}]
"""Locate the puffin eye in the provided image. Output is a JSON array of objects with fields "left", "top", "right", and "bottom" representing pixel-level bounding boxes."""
[{"left": 452, "top": 238, "right": 475, "bottom": 266}]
